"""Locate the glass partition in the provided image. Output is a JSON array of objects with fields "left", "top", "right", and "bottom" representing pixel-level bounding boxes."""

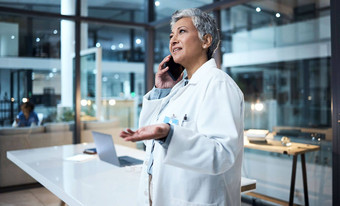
[
  {"left": 79, "top": 47, "right": 102, "bottom": 121},
  {"left": 0, "top": 13, "right": 60, "bottom": 59},
  {"left": 230, "top": 59, "right": 331, "bottom": 130},
  {"left": 84, "top": 22, "right": 146, "bottom": 129},
  {"left": 0, "top": 0, "right": 61, "bottom": 13},
  {"left": 87, "top": 23, "right": 145, "bottom": 62},
  {"left": 86, "top": 0, "right": 145, "bottom": 23},
  {"left": 0, "top": 14, "right": 73, "bottom": 127},
  {"left": 220, "top": 0, "right": 332, "bottom": 205},
  {"left": 155, "top": 24, "right": 170, "bottom": 63},
  {"left": 154, "top": 0, "right": 213, "bottom": 20}
]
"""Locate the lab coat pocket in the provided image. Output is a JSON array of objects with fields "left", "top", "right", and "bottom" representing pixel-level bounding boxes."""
[
  {"left": 180, "top": 114, "right": 194, "bottom": 128},
  {"left": 170, "top": 198, "right": 217, "bottom": 206}
]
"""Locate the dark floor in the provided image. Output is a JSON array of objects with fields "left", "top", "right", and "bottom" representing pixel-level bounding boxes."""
[
  {"left": 0, "top": 187, "right": 61, "bottom": 206},
  {"left": 0, "top": 187, "right": 277, "bottom": 206}
]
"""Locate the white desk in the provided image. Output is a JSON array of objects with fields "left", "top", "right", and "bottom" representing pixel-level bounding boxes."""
[
  {"left": 7, "top": 143, "right": 145, "bottom": 206},
  {"left": 7, "top": 143, "right": 255, "bottom": 206}
]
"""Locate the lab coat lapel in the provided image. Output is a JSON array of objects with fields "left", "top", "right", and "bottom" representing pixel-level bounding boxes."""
[
  {"left": 167, "top": 81, "right": 189, "bottom": 101},
  {"left": 188, "top": 58, "right": 217, "bottom": 84},
  {"left": 169, "top": 59, "right": 217, "bottom": 101},
  {"left": 157, "top": 79, "right": 185, "bottom": 114}
]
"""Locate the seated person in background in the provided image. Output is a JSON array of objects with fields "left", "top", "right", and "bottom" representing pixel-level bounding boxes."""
[{"left": 16, "top": 102, "right": 39, "bottom": 127}]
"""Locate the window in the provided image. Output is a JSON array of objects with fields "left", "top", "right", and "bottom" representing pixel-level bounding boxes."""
[{"left": 220, "top": 0, "right": 332, "bottom": 204}]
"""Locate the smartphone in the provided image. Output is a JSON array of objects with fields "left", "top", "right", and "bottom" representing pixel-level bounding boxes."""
[
  {"left": 83, "top": 148, "right": 97, "bottom": 155},
  {"left": 163, "top": 56, "right": 184, "bottom": 81}
]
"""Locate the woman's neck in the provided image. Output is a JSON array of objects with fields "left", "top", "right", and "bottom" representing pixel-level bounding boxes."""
[
  {"left": 23, "top": 111, "right": 30, "bottom": 119},
  {"left": 185, "top": 56, "right": 208, "bottom": 79}
]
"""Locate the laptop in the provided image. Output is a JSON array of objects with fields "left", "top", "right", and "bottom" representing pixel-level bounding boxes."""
[{"left": 91, "top": 131, "right": 143, "bottom": 167}]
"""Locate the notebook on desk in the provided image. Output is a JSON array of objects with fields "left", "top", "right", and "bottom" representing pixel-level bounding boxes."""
[
  {"left": 91, "top": 131, "right": 143, "bottom": 167},
  {"left": 245, "top": 129, "right": 269, "bottom": 144}
]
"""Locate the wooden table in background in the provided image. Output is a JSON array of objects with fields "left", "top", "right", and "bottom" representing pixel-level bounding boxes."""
[{"left": 244, "top": 138, "right": 320, "bottom": 206}]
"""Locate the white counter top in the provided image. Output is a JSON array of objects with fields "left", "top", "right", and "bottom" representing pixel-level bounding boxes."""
[
  {"left": 7, "top": 143, "right": 145, "bottom": 206},
  {"left": 7, "top": 143, "right": 255, "bottom": 205}
]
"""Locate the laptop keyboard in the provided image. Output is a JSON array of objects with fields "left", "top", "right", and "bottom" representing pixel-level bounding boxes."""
[{"left": 118, "top": 156, "right": 143, "bottom": 167}]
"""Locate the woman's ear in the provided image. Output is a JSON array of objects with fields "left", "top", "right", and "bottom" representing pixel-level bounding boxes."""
[{"left": 202, "top": 34, "right": 212, "bottom": 49}]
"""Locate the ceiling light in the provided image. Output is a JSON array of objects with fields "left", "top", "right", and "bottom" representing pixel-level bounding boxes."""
[
  {"left": 119, "top": 43, "right": 124, "bottom": 48},
  {"left": 11, "top": 35, "right": 15, "bottom": 39},
  {"left": 256, "top": 7, "right": 261, "bottom": 12},
  {"left": 111, "top": 45, "right": 116, "bottom": 50},
  {"left": 81, "top": 99, "right": 87, "bottom": 106},
  {"left": 276, "top": 13, "right": 281, "bottom": 18},
  {"left": 96, "top": 42, "right": 101, "bottom": 47},
  {"left": 36, "top": 38, "right": 40, "bottom": 42},
  {"left": 109, "top": 99, "right": 116, "bottom": 106},
  {"left": 254, "top": 102, "right": 264, "bottom": 111},
  {"left": 155, "top": 1, "right": 160, "bottom": 6},
  {"left": 53, "top": 29, "right": 58, "bottom": 34},
  {"left": 136, "top": 38, "right": 142, "bottom": 44}
]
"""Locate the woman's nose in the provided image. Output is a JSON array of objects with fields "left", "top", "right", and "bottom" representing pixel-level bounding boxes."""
[{"left": 170, "top": 34, "right": 178, "bottom": 46}]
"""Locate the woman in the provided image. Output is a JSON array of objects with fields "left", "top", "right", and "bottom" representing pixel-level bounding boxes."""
[
  {"left": 120, "top": 8, "right": 244, "bottom": 206},
  {"left": 16, "top": 102, "right": 39, "bottom": 127}
]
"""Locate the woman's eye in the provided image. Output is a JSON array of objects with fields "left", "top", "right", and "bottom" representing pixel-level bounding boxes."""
[
  {"left": 169, "top": 35, "right": 173, "bottom": 39},
  {"left": 179, "top": 29, "right": 185, "bottom": 33}
]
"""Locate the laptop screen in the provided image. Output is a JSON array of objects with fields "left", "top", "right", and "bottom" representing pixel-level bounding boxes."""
[
  {"left": 92, "top": 131, "right": 120, "bottom": 166},
  {"left": 91, "top": 131, "right": 143, "bottom": 167}
]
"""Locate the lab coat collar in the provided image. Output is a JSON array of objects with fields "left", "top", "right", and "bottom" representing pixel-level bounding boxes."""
[{"left": 186, "top": 58, "right": 217, "bottom": 85}]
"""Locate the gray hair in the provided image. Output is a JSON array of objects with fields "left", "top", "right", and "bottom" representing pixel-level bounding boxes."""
[{"left": 170, "top": 8, "right": 220, "bottom": 59}]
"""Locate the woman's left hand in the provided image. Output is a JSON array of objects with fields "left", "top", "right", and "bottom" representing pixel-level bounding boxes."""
[
  {"left": 119, "top": 123, "right": 170, "bottom": 142},
  {"left": 155, "top": 55, "right": 183, "bottom": 89}
]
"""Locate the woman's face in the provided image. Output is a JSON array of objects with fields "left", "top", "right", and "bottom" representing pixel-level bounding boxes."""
[
  {"left": 169, "top": 17, "right": 207, "bottom": 68},
  {"left": 21, "top": 105, "right": 30, "bottom": 115}
]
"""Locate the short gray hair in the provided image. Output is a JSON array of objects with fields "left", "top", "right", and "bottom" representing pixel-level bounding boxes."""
[{"left": 170, "top": 8, "right": 220, "bottom": 59}]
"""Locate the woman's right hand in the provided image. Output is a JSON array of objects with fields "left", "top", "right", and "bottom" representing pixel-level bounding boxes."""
[
  {"left": 155, "top": 55, "right": 183, "bottom": 89},
  {"left": 119, "top": 123, "right": 170, "bottom": 142}
]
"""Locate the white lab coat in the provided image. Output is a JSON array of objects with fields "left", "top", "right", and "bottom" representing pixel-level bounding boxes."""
[{"left": 137, "top": 59, "right": 244, "bottom": 206}]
